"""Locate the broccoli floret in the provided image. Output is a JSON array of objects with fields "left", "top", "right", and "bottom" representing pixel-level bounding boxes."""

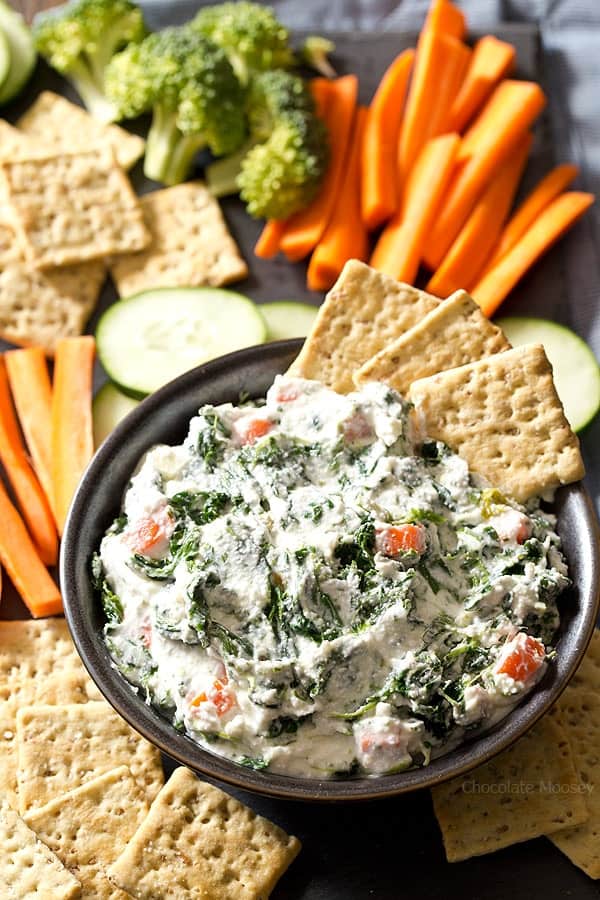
[
  {"left": 300, "top": 36, "right": 337, "bottom": 79},
  {"left": 206, "top": 69, "right": 329, "bottom": 220},
  {"left": 105, "top": 26, "right": 246, "bottom": 185},
  {"left": 33, "top": 0, "right": 146, "bottom": 122},
  {"left": 192, "top": 2, "right": 294, "bottom": 85}
]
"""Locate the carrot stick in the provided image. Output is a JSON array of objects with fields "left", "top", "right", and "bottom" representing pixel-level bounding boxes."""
[
  {"left": 423, "top": 80, "right": 546, "bottom": 269},
  {"left": 279, "top": 75, "right": 358, "bottom": 262},
  {"left": 426, "top": 0, "right": 466, "bottom": 38},
  {"left": 0, "top": 479, "right": 62, "bottom": 617},
  {"left": 307, "top": 107, "right": 369, "bottom": 292},
  {"left": 471, "top": 192, "right": 595, "bottom": 318},
  {"left": 427, "top": 37, "right": 472, "bottom": 138},
  {"left": 5, "top": 347, "right": 54, "bottom": 511},
  {"left": 447, "top": 35, "right": 516, "bottom": 132},
  {"left": 360, "top": 48, "right": 414, "bottom": 230},
  {"left": 0, "top": 356, "right": 57, "bottom": 566},
  {"left": 426, "top": 133, "right": 532, "bottom": 297},
  {"left": 483, "top": 163, "right": 579, "bottom": 272},
  {"left": 51, "top": 336, "right": 95, "bottom": 535},
  {"left": 254, "top": 220, "right": 286, "bottom": 259},
  {"left": 370, "top": 133, "right": 460, "bottom": 283}
]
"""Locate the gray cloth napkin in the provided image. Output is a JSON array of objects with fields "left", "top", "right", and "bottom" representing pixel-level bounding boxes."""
[{"left": 144, "top": 0, "right": 600, "bottom": 510}]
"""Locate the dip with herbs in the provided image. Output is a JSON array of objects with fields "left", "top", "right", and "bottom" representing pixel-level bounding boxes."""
[{"left": 93, "top": 376, "right": 569, "bottom": 777}]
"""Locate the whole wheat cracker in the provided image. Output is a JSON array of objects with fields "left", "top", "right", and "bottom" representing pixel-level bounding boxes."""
[
  {"left": 409, "top": 344, "right": 584, "bottom": 503},
  {"left": 109, "top": 181, "right": 248, "bottom": 296},
  {"left": 354, "top": 289, "right": 510, "bottom": 394},
  {"left": 1, "top": 147, "right": 150, "bottom": 269},
  {"left": 288, "top": 259, "right": 440, "bottom": 393},
  {"left": 18, "top": 91, "right": 145, "bottom": 171},
  {"left": 24, "top": 766, "right": 148, "bottom": 900},
  {"left": 16, "top": 701, "right": 163, "bottom": 814},
  {"left": 432, "top": 715, "right": 588, "bottom": 862},
  {"left": 548, "top": 691, "right": 600, "bottom": 877},
  {"left": 0, "top": 798, "right": 81, "bottom": 899},
  {"left": 108, "top": 766, "right": 301, "bottom": 900}
]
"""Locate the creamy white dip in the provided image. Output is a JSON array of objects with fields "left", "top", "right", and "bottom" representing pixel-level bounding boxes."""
[{"left": 94, "top": 377, "right": 569, "bottom": 778}]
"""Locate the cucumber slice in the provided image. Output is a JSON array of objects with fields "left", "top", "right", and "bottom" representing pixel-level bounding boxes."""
[
  {"left": 0, "top": 1, "right": 36, "bottom": 105},
  {"left": 496, "top": 316, "right": 600, "bottom": 432},
  {"left": 96, "top": 287, "right": 267, "bottom": 397},
  {"left": 260, "top": 301, "right": 318, "bottom": 341},
  {"left": 93, "top": 382, "right": 140, "bottom": 448},
  {"left": 0, "top": 30, "right": 11, "bottom": 95}
]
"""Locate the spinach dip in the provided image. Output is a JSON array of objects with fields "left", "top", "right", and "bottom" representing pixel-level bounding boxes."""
[{"left": 94, "top": 377, "right": 569, "bottom": 778}]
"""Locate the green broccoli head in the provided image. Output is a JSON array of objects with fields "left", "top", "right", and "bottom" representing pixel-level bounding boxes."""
[
  {"left": 192, "top": 2, "right": 294, "bottom": 84},
  {"left": 105, "top": 26, "right": 246, "bottom": 185},
  {"left": 237, "top": 110, "right": 329, "bottom": 220},
  {"left": 34, "top": 0, "right": 146, "bottom": 122},
  {"left": 246, "top": 69, "right": 315, "bottom": 139}
]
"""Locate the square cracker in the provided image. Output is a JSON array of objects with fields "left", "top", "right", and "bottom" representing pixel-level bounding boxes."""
[
  {"left": 1, "top": 147, "right": 150, "bottom": 268},
  {"left": 0, "top": 618, "right": 84, "bottom": 682},
  {"left": 24, "top": 766, "right": 148, "bottom": 900},
  {"left": 570, "top": 627, "right": 600, "bottom": 690},
  {"left": 408, "top": 344, "right": 584, "bottom": 503},
  {"left": 0, "top": 251, "right": 105, "bottom": 354},
  {"left": 288, "top": 259, "right": 440, "bottom": 393},
  {"left": 0, "top": 669, "right": 101, "bottom": 706},
  {"left": 0, "top": 798, "right": 81, "bottom": 899},
  {"left": 16, "top": 701, "right": 163, "bottom": 814},
  {"left": 0, "top": 701, "right": 18, "bottom": 807},
  {"left": 108, "top": 766, "right": 301, "bottom": 900},
  {"left": 548, "top": 691, "right": 600, "bottom": 877},
  {"left": 431, "top": 715, "right": 588, "bottom": 862},
  {"left": 18, "top": 91, "right": 145, "bottom": 171},
  {"left": 109, "top": 181, "right": 248, "bottom": 296},
  {"left": 354, "top": 289, "right": 510, "bottom": 395}
]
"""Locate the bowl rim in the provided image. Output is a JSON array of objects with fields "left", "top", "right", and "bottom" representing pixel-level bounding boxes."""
[{"left": 61, "top": 339, "right": 600, "bottom": 802}]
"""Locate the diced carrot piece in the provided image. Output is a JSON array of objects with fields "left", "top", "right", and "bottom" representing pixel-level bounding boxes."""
[
  {"left": 496, "top": 634, "right": 545, "bottom": 681},
  {"left": 447, "top": 35, "right": 516, "bottom": 132},
  {"left": 361, "top": 49, "right": 414, "bottom": 229},
  {"left": 236, "top": 417, "right": 273, "bottom": 445},
  {"left": 426, "top": 133, "right": 531, "bottom": 297},
  {"left": 376, "top": 524, "right": 427, "bottom": 556},
  {"left": 471, "top": 192, "right": 594, "bottom": 318}
]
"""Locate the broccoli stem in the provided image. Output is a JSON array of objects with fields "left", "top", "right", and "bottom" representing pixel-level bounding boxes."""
[
  {"left": 68, "top": 59, "right": 120, "bottom": 123},
  {"left": 205, "top": 138, "right": 258, "bottom": 197},
  {"left": 144, "top": 106, "right": 205, "bottom": 185}
]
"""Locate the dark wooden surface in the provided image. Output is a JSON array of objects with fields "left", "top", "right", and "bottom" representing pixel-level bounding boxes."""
[{"left": 1, "top": 17, "right": 597, "bottom": 899}]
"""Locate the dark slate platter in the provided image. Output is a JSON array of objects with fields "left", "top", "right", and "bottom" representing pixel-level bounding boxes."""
[{"left": 1, "top": 20, "right": 596, "bottom": 900}]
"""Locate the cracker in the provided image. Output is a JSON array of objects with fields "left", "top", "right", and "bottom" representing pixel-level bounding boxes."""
[
  {"left": 288, "top": 259, "right": 440, "bottom": 393},
  {"left": 24, "top": 765, "right": 147, "bottom": 900},
  {"left": 0, "top": 618, "right": 84, "bottom": 682},
  {"left": 431, "top": 715, "right": 588, "bottom": 862},
  {"left": 0, "top": 119, "right": 32, "bottom": 160},
  {"left": 0, "top": 798, "right": 81, "bottom": 899},
  {"left": 1, "top": 148, "right": 150, "bottom": 268},
  {"left": 18, "top": 91, "right": 145, "bottom": 171},
  {"left": 16, "top": 701, "right": 163, "bottom": 814},
  {"left": 109, "top": 182, "right": 248, "bottom": 296},
  {"left": 108, "top": 766, "right": 301, "bottom": 900},
  {"left": 354, "top": 289, "right": 510, "bottom": 395},
  {"left": 570, "top": 627, "right": 600, "bottom": 689},
  {"left": 0, "top": 670, "right": 101, "bottom": 706},
  {"left": 409, "top": 344, "right": 584, "bottom": 503},
  {"left": 0, "top": 701, "right": 18, "bottom": 807}
]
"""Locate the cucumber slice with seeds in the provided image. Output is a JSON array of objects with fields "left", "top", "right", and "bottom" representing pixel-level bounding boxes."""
[
  {"left": 261, "top": 301, "right": 318, "bottom": 341},
  {"left": 0, "top": 1, "right": 36, "bottom": 104},
  {"left": 496, "top": 316, "right": 600, "bottom": 432},
  {"left": 96, "top": 287, "right": 267, "bottom": 398},
  {"left": 93, "top": 382, "right": 139, "bottom": 448}
]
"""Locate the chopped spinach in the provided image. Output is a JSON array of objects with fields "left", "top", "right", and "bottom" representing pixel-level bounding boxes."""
[
  {"left": 239, "top": 755, "right": 269, "bottom": 770},
  {"left": 169, "top": 490, "right": 230, "bottom": 525},
  {"left": 91, "top": 553, "right": 123, "bottom": 623}
]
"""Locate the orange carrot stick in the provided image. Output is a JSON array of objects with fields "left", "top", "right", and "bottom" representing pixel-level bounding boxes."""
[
  {"left": 5, "top": 347, "right": 54, "bottom": 511},
  {"left": 308, "top": 107, "right": 369, "bottom": 292},
  {"left": 426, "top": 0, "right": 466, "bottom": 38},
  {"left": 423, "top": 80, "right": 546, "bottom": 269},
  {"left": 370, "top": 133, "right": 460, "bottom": 283},
  {"left": 471, "top": 192, "right": 595, "bottom": 318},
  {"left": 426, "top": 133, "right": 532, "bottom": 297},
  {"left": 254, "top": 220, "right": 286, "bottom": 259},
  {"left": 360, "top": 49, "right": 414, "bottom": 230},
  {"left": 427, "top": 37, "right": 472, "bottom": 138},
  {"left": 447, "top": 35, "right": 516, "bottom": 132},
  {"left": 280, "top": 75, "right": 358, "bottom": 262},
  {"left": 483, "top": 163, "right": 579, "bottom": 271},
  {"left": 0, "top": 479, "right": 62, "bottom": 617},
  {"left": 0, "top": 356, "right": 57, "bottom": 566},
  {"left": 51, "top": 336, "right": 95, "bottom": 535}
]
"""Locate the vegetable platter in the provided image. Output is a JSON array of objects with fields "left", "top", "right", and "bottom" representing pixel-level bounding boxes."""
[{"left": 1, "top": 8, "right": 599, "bottom": 898}]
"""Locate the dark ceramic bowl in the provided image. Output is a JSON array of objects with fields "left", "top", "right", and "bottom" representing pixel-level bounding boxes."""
[{"left": 61, "top": 340, "right": 600, "bottom": 801}]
